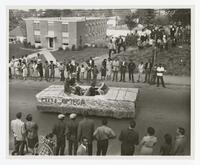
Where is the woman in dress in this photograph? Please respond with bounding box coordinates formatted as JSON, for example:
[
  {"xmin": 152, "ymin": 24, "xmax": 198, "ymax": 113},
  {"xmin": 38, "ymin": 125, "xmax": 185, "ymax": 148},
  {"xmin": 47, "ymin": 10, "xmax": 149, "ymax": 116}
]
[
  {"xmin": 80, "ymin": 64, "xmax": 85, "ymax": 80},
  {"xmin": 106, "ymin": 58, "xmax": 112, "ymax": 80},
  {"xmin": 28, "ymin": 60, "xmax": 34, "ymax": 80},
  {"xmin": 137, "ymin": 61, "xmax": 144, "ymax": 82},
  {"xmin": 139, "ymin": 127, "xmax": 157, "ymax": 155},
  {"xmin": 25, "ymin": 114, "xmax": 39, "ymax": 155},
  {"xmin": 44, "ymin": 61, "xmax": 49, "ymax": 82},
  {"xmin": 101, "ymin": 59, "xmax": 107, "ymax": 80},
  {"xmin": 14, "ymin": 59, "xmax": 20, "ymax": 79},
  {"xmin": 22, "ymin": 62, "xmax": 28, "ymax": 80},
  {"xmin": 32, "ymin": 61, "xmax": 38, "ymax": 81}
]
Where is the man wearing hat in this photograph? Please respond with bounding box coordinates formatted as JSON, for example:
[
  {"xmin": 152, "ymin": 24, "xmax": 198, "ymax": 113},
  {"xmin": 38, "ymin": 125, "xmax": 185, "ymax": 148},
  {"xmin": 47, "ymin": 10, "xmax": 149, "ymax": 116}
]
[
  {"xmin": 52, "ymin": 114, "xmax": 66, "ymax": 155},
  {"xmin": 78, "ymin": 111, "xmax": 95, "ymax": 155},
  {"xmin": 67, "ymin": 113, "xmax": 79, "ymax": 155}
]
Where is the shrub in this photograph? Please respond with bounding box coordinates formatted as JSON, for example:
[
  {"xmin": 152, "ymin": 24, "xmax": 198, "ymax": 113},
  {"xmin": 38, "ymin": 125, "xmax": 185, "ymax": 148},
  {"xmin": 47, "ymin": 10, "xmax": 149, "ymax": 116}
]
[
  {"xmin": 23, "ymin": 40, "xmax": 28, "ymax": 47},
  {"xmin": 58, "ymin": 47, "xmax": 63, "ymax": 51},
  {"xmin": 71, "ymin": 44, "xmax": 76, "ymax": 51},
  {"xmin": 83, "ymin": 44, "xmax": 88, "ymax": 48},
  {"xmin": 65, "ymin": 47, "xmax": 70, "ymax": 51}
]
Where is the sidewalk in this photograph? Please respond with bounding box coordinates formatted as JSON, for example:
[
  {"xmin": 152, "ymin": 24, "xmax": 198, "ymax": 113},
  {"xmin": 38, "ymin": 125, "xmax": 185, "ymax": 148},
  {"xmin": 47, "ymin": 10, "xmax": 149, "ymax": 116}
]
[{"xmin": 164, "ymin": 75, "xmax": 190, "ymax": 86}]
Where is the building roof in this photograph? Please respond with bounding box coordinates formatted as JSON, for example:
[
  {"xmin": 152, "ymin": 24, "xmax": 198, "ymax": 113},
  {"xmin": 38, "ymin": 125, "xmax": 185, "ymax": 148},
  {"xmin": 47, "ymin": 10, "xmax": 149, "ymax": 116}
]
[
  {"xmin": 9, "ymin": 26, "xmax": 26, "ymax": 37},
  {"xmin": 23, "ymin": 17, "xmax": 107, "ymax": 23}
]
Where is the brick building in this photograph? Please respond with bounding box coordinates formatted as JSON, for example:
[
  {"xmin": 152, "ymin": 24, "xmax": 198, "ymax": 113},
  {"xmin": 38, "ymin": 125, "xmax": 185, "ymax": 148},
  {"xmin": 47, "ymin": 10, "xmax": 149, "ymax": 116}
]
[{"xmin": 24, "ymin": 17, "xmax": 107, "ymax": 49}]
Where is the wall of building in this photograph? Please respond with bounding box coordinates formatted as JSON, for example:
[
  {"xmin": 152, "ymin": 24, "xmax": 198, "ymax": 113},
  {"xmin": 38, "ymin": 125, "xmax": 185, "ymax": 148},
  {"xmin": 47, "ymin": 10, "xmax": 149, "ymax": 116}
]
[
  {"xmin": 84, "ymin": 19, "xmax": 107, "ymax": 46},
  {"xmin": 25, "ymin": 20, "xmax": 34, "ymax": 45},
  {"xmin": 68, "ymin": 22, "xmax": 77, "ymax": 48},
  {"xmin": 40, "ymin": 20, "xmax": 48, "ymax": 48},
  {"xmin": 76, "ymin": 21, "xmax": 86, "ymax": 47},
  {"xmin": 25, "ymin": 18, "xmax": 107, "ymax": 50},
  {"xmin": 54, "ymin": 21, "xmax": 62, "ymax": 49}
]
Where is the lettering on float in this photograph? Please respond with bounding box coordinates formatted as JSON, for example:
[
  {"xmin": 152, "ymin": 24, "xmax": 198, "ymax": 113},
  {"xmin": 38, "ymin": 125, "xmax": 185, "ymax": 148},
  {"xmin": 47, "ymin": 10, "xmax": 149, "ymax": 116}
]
[{"xmin": 41, "ymin": 97, "xmax": 86, "ymax": 106}]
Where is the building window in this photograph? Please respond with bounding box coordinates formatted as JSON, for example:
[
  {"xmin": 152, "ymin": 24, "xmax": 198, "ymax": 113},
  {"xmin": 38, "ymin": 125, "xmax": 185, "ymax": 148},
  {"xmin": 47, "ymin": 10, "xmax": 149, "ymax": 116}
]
[
  {"xmin": 62, "ymin": 24, "xmax": 68, "ymax": 32},
  {"xmin": 62, "ymin": 37, "xmax": 69, "ymax": 45},
  {"xmin": 48, "ymin": 22, "xmax": 54, "ymax": 31},
  {"xmin": 34, "ymin": 35, "xmax": 41, "ymax": 43},
  {"xmin": 62, "ymin": 32, "xmax": 69, "ymax": 37},
  {"xmin": 34, "ymin": 23, "xmax": 40, "ymax": 30},
  {"xmin": 34, "ymin": 31, "xmax": 40, "ymax": 35}
]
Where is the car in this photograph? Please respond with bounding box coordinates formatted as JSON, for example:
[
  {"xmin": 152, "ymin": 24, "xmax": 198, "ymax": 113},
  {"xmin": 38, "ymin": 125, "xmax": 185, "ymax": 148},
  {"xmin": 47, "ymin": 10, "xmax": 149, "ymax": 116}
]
[{"xmin": 36, "ymin": 83, "xmax": 139, "ymax": 119}]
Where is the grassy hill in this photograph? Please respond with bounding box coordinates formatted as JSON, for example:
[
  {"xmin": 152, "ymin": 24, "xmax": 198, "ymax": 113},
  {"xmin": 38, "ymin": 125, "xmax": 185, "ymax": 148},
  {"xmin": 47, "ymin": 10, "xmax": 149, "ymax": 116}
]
[{"xmin": 116, "ymin": 45, "xmax": 191, "ymax": 76}]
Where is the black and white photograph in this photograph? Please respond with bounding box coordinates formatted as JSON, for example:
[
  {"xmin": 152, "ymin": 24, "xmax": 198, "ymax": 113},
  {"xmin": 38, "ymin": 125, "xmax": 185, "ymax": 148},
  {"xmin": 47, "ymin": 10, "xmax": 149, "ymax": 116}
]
[{"xmin": 8, "ymin": 6, "xmax": 192, "ymax": 157}]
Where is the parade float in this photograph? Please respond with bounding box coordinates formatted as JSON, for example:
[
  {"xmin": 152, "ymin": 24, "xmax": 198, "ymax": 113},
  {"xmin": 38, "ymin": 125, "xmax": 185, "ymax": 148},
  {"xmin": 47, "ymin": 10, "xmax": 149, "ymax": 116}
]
[{"xmin": 36, "ymin": 83, "xmax": 139, "ymax": 119}]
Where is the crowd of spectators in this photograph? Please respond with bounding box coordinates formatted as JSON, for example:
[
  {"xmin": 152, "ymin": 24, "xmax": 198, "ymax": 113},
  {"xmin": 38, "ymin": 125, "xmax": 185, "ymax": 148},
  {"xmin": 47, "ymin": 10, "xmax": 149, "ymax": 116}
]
[
  {"xmin": 11, "ymin": 111, "xmax": 187, "ymax": 156},
  {"xmin": 124, "ymin": 24, "xmax": 191, "ymax": 50},
  {"xmin": 9, "ymin": 51, "xmax": 166, "ymax": 88}
]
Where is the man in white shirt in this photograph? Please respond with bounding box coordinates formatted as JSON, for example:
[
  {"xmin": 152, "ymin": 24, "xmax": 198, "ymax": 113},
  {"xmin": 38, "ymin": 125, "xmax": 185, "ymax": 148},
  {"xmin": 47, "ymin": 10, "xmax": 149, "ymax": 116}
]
[
  {"xmin": 11, "ymin": 112, "xmax": 26, "ymax": 155},
  {"xmin": 112, "ymin": 58, "xmax": 120, "ymax": 82},
  {"xmin": 77, "ymin": 137, "xmax": 89, "ymax": 155},
  {"xmin": 93, "ymin": 119, "xmax": 116, "ymax": 155},
  {"xmin": 156, "ymin": 63, "xmax": 166, "ymax": 88}
]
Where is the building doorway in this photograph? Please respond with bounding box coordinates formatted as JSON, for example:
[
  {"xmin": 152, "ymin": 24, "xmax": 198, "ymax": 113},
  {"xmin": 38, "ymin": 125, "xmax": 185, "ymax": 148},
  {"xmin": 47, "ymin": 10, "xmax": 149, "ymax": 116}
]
[{"xmin": 49, "ymin": 38, "xmax": 54, "ymax": 48}]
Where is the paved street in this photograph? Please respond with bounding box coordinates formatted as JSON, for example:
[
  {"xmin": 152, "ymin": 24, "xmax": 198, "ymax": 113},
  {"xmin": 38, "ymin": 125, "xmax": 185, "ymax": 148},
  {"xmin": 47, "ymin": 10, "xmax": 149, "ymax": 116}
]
[{"xmin": 9, "ymin": 79, "xmax": 191, "ymax": 155}]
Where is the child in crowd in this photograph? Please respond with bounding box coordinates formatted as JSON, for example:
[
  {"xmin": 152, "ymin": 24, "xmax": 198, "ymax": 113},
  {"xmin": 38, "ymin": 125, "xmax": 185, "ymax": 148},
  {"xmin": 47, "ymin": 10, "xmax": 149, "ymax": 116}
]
[{"xmin": 80, "ymin": 64, "xmax": 85, "ymax": 80}]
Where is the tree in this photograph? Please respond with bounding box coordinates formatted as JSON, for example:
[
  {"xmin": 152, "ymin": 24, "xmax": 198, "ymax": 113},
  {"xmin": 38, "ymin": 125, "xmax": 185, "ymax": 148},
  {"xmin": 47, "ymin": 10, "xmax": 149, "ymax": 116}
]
[
  {"xmin": 165, "ymin": 9, "xmax": 191, "ymax": 26},
  {"xmin": 124, "ymin": 13, "xmax": 138, "ymax": 31},
  {"xmin": 9, "ymin": 10, "xmax": 18, "ymax": 31},
  {"xmin": 61, "ymin": 9, "xmax": 72, "ymax": 17},
  {"xmin": 136, "ymin": 9, "xmax": 156, "ymax": 26},
  {"xmin": 42, "ymin": 9, "xmax": 62, "ymax": 17},
  {"xmin": 154, "ymin": 15, "xmax": 170, "ymax": 26},
  {"xmin": 28, "ymin": 9, "xmax": 37, "ymax": 17}
]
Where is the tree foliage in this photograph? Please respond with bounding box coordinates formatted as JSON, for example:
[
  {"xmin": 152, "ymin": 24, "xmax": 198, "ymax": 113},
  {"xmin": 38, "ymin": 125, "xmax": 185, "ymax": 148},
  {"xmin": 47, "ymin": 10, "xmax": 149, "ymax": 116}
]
[
  {"xmin": 9, "ymin": 10, "xmax": 19, "ymax": 31},
  {"xmin": 41, "ymin": 9, "xmax": 62, "ymax": 17},
  {"xmin": 136, "ymin": 9, "xmax": 156, "ymax": 25},
  {"xmin": 165, "ymin": 9, "xmax": 191, "ymax": 25},
  {"xmin": 9, "ymin": 10, "xmax": 28, "ymax": 32},
  {"xmin": 124, "ymin": 13, "xmax": 138, "ymax": 31},
  {"xmin": 154, "ymin": 15, "xmax": 170, "ymax": 26}
]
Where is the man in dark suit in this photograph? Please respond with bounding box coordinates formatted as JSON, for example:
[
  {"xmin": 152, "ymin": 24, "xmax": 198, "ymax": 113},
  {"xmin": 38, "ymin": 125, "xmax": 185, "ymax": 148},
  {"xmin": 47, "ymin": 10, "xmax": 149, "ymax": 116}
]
[
  {"xmin": 52, "ymin": 114, "xmax": 66, "ymax": 155},
  {"xmin": 77, "ymin": 111, "xmax": 95, "ymax": 155},
  {"xmin": 119, "ymin": 120, "xmax": 139, "ymax": 155},
  {"xmin": 144, "ymin": 59, "xmax": 153, "ymax": 83},
  {"xmin": 128, "ymin": 59, "xmax": 136, "ymax": 83},
  {"xmin": 119, "ymin": 58, "xmax": 127, "ymax": 82},
  {"xmin": 67, "ymin": 113, "xmax": 79, "ymax": 155}
]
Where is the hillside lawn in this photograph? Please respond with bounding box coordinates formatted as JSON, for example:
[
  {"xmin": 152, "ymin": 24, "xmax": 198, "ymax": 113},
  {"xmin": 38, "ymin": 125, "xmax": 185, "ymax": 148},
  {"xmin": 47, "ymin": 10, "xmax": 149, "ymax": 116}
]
[
  {"xmin": 51, "ymin": 47, "xmax": 108, "ymax": 63},
  {"xmin": 9, "ymin": 43, "xmax": 38, "ymax": 59}
]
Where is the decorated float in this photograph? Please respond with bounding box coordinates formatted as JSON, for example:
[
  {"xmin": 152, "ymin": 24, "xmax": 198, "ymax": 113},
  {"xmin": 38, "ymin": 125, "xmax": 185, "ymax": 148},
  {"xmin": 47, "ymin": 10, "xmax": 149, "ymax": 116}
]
[{"xmin": 36, "ymin": 83, "xmax": 139, "ymax": 119}]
